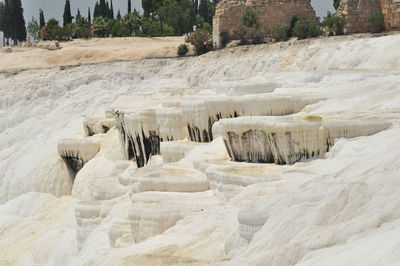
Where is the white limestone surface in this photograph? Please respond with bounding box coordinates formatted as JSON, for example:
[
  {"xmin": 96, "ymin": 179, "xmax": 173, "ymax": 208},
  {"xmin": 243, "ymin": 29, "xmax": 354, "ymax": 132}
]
[{"xmin": 1, "ymin": 34, "xmax": 400, "ymax": 265}]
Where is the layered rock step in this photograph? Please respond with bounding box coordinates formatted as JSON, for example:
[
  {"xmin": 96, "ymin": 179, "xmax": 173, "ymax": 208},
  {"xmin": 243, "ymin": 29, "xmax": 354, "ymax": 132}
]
[
  {"xmin": 206, "ymin": 164, "xmax": 281, "ymax": 200},
  {"xmin": 57, "ymin": 138, "xmax": 100, "ymax": 179},
  {"xmin": 220, "ymin": 116, "xmax": 390, "ymax": 165},
  {"xmin": 127, "ymin": 191, "xmax": 218, "ymax": 243},
  {"xmin": 160, "ymin": 140, "xmax": 204, "ymax": 163},
  {"xmin": 123, "ymin": 165, "xmax": 210, "ymax": 193},
  {"xmin": 182, "ymin": 95, "xmax": 317, "ymax": 142}
]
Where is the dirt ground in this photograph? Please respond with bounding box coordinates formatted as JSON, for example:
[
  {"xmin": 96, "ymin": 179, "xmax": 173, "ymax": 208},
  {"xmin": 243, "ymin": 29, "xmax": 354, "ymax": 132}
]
[{"xmin": 0, "ymin": 36, "xmax": 185, "ymax": 73}]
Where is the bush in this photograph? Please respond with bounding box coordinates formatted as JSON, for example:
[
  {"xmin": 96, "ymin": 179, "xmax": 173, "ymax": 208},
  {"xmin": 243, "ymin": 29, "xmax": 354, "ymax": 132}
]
[
  {"xmin": 288, "ymin": 16, "xmax": 299, "ymax": 37},
  {"xmin": 201, "ymin": 22, "xmax": 212, "ymax": 33},
  {"xmin": 185, "ymin": 30, "xmax": 213, "ymax": 55},
  {"xmin": 268, "ymin": 25, "xmax": 289, "ymax": 42},
  {"xmin": 177, "ymin": 43, "xmax": 189, "ymax": 57},
  {"xmin": 241, "ymin": 8, "xmax": 259, "ymax": 28},
  {"xmin": 367, "ymin": 12, "xmax": 384, "ymax": 33},
  {"xmin": 293, "ymin": 18, "xmax": 320, "ymax": 40},
  {"xmin": 323, "ymin": 16, "xmax": 346, "ymax": 36},
  {"xmin": 220, "ymin": 31, "xmax": 230, "ymax": 48}
]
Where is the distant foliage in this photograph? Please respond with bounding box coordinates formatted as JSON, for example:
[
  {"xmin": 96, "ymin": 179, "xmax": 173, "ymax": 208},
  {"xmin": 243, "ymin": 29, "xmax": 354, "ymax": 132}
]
[
  {"xmin": 268, "ymin": 25, "xmax": 289, "ymax": 42},
  {"xmin": 367, "ymin": 12, "xmax": 385, "ymax": 33},
  {"xmin": 293, "ymin": 18, "xmax": 320, "ymax": 39},
  {"xmin": 185, "ymin": 29, "xmax": 212, "ymax": 55},
  {"xmin": 323, "ymin": 16, "xmax": 346, "ymax": 35},
  {"xmin": 177, "ymin": 43, "xmax": 189, "ymax": 56},
  {"xmin": 334, "ymin": 0, "xmax": 341, "ymax": 10},
  {"xmin": 27, "ymin": 17, "xmax": 40, "ymax": 39},
  {"xmin": 236, "ymin": 8, "xmax": 265, "ymax": 45}
]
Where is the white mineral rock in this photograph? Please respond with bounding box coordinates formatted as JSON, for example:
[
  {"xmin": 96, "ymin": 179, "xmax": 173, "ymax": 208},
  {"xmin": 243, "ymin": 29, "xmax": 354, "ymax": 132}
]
[
  {"xmin": 83, "ymin": 118, "xmax": 116, "ymax": 136},
  {"xmin": 220, "ymin": 116, "xmax": 390, "ymax": 164}
]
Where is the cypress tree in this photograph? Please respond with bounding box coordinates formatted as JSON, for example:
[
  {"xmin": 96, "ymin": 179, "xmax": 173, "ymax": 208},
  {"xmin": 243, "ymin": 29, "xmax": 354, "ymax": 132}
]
[
  {"xmin": 39, "ymin": 9, "xmax": 45, "ymax": 28},
  {"xmin": 63, "ymin": 0, "xmax": 73, "ymax": 26},
  {"xmin": 76, "ymin": 9, "xmax": 81, "ymax": 21},
  {"xmin": 94, "ymin": 2, "xmax": 99, "ymax": 18},
  {"xmin": 128, "ymin": 0, "xmax": 132, "ymax": 14},
  {"xmin": 116, "ymin": 9, "xmax": 121, "ymax": 20},
  {"xmin": 0, "ymin": 2, "xmax": 5, "ymax": 45},
  {"xmin": 88, "ymin": 7, "xmax": 91, "ymax": 25},
  {"xmin": 110, "ymin": 0, "xmax": 114, "ymax": 19},
  {"xmin": 8, "ymin": 0, "xmax": 26, "ymax": 43},
  {"xmin": 334, "ymin": 0, "xmax": 341, "ymax": 10},
  {"xmin": 199, "ymin": 0, "xmax": 210, "ymax": 24},
  {"xmin": 3, "ymin": 0, "xmax": 9, "ymax": 43}
]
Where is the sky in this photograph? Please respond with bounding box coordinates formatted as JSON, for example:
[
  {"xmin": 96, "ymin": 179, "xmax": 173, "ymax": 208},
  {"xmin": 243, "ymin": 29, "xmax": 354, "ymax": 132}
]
[{"xmin": 0, "ymin": 0, "xmax": 334, "ymax": 46}]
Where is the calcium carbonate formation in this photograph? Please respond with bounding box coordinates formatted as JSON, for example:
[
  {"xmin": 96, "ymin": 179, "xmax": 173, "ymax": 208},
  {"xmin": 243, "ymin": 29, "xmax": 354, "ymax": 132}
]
[
  {"xmin": 57, "ymin": 138, "xmax": 100, "ymax": 179},
  {"xmin": 83, "ymin": 118, "xmax": 116, "ymax": 137},
  {"xmin": 182, "ymin": 95, "xmax": 317, "ymax": 142},
  {"xmin": 220, "ymin": 116, "xmax": 391, "ymax": 164}
]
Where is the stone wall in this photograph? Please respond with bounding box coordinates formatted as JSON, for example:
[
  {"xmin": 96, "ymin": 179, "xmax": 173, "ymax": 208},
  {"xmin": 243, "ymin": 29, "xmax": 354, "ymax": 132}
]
[
  {"xmin": 382, "ymin": 0, "xmax": 400, "ymax": 30},
  {"xmin": 213, "ymin": 0, "xmax": 317, "ymax": 48},
  {"xmin": 337, "ymin": 0, "xmax": 400, "ymax": 33},
  {"xmin": 337, "ymin": 0, "xmax": 382, "ymax": 33}
]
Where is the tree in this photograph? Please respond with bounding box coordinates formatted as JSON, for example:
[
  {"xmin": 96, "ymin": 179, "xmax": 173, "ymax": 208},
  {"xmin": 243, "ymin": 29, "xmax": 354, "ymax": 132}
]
[
  {"xmin": 116, "ymin": 9, "xmax": 121, "ymax": 20},
  {"xmin": 74, "ymin": 17, "xmax": 91, "ymax": 38},
  {"xmin": 293, "ymin": 18, "xmax": 320, "ymax": 39},
  {"xmin": 39, "ymin": 9, "xmax": 45, "ymax": 28},
  {"xmin": 142, "ymin": 0, "xmax": 162, "ymax": 17},
  {"xmin": 94, "ymin": 2, "xmax": 99, "ymax": 18},
  {"xmin": 63, "ymin": 0, "xmax": 73, "ymax": 26},
  {"xmin": 159, "ymin": 0, "xmax": 196, "ymax": 35},
  {"xmin": 199, "ymin": 0, "xmax": 211, "ymax": 24},
  {"xmin": 0, "ymin": 1, "xmax": 6, "ymax": 44},
  {"xmin": 88, "ymin": 7, "xmax": 91, "ymax": 25},
  {"xmin": 334, "ymin": 0, "xmax": 340, "ymax": 10},
  {"xmin": 27, "ymin": 17, "xmax": 39, "ymax": 38},
  {"xmin": 110, "ymin": 0, "xmax": 114, "ymax": 19},
  {"xmin": 76, "ymin": 9, "xmax": 81, "ymax": 21},
  {"xmin": 8, "ymin": 0, "xmax": 27, "ymax": 43},
  {"xmin": 128, "ymin": 0, "xmax": 132, "ymax": 13}
]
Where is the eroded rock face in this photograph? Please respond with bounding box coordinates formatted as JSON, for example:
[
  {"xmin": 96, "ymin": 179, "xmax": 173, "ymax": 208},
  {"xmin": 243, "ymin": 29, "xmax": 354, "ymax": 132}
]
[
  {"xmin": 213, "ymin": 0, "xmax": 317, "ymax": 47},
  {"xmin": 220, "ymin": 116, "xmax": 390, "ymax": 165},
  {"xmin": 57, "ymin": 139, "xmax": 100, "ymax": 179}
]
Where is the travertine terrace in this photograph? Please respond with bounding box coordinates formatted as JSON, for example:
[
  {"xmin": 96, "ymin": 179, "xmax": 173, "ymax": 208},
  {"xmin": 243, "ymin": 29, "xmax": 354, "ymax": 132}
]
[{"xmin": 1, "ymin": 35, "xmax": 400, "ymax": 265}]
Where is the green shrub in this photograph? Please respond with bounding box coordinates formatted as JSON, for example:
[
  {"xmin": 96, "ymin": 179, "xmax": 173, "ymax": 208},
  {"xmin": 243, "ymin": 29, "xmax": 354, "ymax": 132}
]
[
  {"xmin": 185, "ymin": 29, "xmax": 213, "ymax": 55},
  {"xmin": 293, "ymin": 18, "xmax": 320, "ymax": 40},
  {"xmin": 177, "ymin": 43, "xmax": 189, "ymax": 57},
  {"xmin": 323, "ymin": 16, "xmax": 346, "ymax": 35},
  {"xmin": 241, "ymin": 8, "xmax": 259, "ymax": 28},
  {"xmin": 268, "ymin": 25, "xmax": 289, "ymax": 42},
  {"xmin": 201, "ymin": 22, "xmax": 212, "ymax": 33},
  {"xmin": 367, "ymin": 12, "xmax": 384, "ymax": 33},
  {"xmin": 288, "ymin": 16, "xmax": 299, "ymax": 37},
  {"xmin": 220, "ymin": 31, "xmax": 230, "ymax": 48}
]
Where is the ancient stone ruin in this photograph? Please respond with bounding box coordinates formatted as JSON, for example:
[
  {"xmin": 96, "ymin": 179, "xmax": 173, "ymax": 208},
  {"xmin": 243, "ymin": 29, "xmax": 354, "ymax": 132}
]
[
  {"xmin": 337, "ymin": 0, "xmax": 400, "ymax": 33},
  {"xmin": 212, "ymin": 0, "xmax": 317, "ymax": 48}
]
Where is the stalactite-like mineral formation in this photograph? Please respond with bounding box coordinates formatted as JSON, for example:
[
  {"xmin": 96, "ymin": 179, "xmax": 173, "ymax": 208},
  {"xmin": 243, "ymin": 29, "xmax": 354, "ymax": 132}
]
[
  {"xmin": 220, "ymin": 116, "xmax": 390, "ymax": 164},
  {"xmin": 57, "ymin": 138, "xmax": 100, "ymax": 179},
  {"xmin": 182, "ymin": 95, "xmax": 317, "ymax": 143}
]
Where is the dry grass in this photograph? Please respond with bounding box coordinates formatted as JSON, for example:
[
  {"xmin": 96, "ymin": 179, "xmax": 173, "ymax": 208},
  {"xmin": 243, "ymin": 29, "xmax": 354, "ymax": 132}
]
[{"xmin": 0, "ymin": 36, "xmax": 185, "ymax": 73}]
